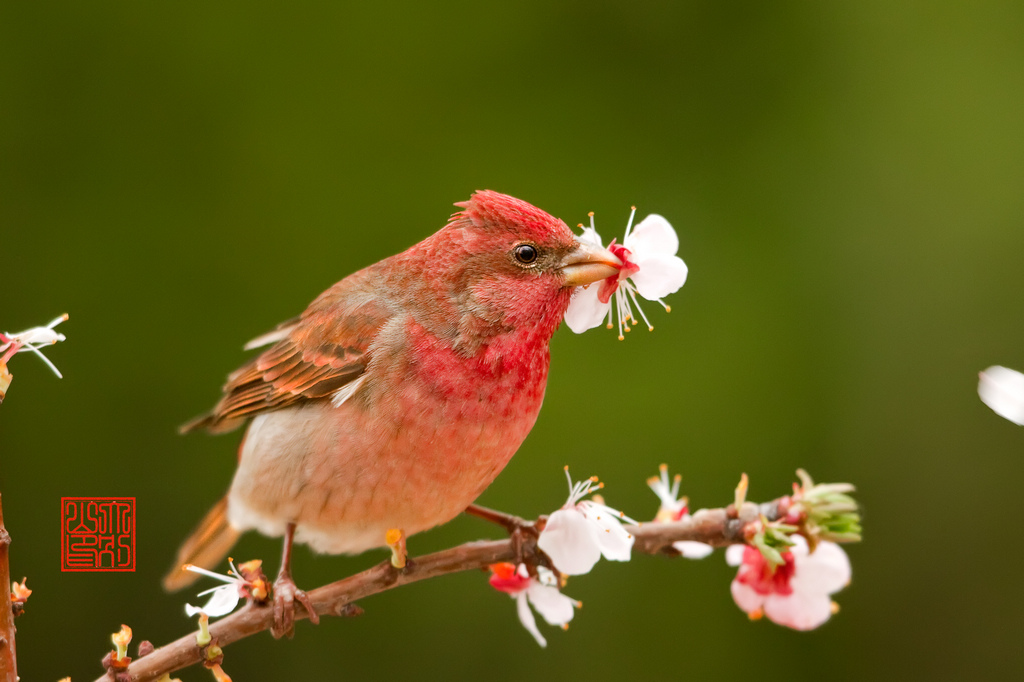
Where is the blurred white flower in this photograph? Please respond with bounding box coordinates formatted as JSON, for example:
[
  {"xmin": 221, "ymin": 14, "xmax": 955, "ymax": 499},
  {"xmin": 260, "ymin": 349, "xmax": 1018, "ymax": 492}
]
[
  {"xmin": 537, "ymin": 467, "xmax": 636, "ymax": 575},
  {"xmin": 0, "ymin": 313, "xmax": 69, "ymax": 378},
  {"xmin": 647, "ymin": 464, "xmax": 714, "ymax": 559},
  {"xmin": 183, "ymin": 558, "xmax": 268, "ymax": 618},
  {"xmin": 488, "ymin": 562, "xmax": 579, "ymax": 647},
  {"xmin": 978, "ymin": 365, "xmax": 1024, "ymax": 426},
  {"xmin": 565, "ymin": 209, "xmax": 687, "ymax": 339},
  {"xmin": 725, "ymin": 535, "xmax": 850, "ymax": 631}
]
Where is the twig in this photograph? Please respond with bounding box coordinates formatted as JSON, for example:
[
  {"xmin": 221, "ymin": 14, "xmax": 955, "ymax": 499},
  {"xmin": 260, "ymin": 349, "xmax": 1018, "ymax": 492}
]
[
  {"xmin": 0, "ymin": 314, "xmax": 68, "ymax": 680},
  {"xmin": 0, "ymin": 495, "xmax": 18, "ymax": 682},
  {"xmin": 464, "ymin": 503, "xmax": 536, "ymax": 532},
  {"xmin": 630, "ymin": 499, "xmax": 786, "ymax": 554},
  {"xmin": 97, "ymin": 498, "xmax": 789, "ymax": 682}
]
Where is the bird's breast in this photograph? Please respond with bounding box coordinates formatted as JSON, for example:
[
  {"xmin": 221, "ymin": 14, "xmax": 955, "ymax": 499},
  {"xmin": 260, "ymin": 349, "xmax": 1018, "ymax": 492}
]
[
  {"xmin": 396, "ymin": 319, "xmax": 551, "ymax": 417},
  {"xmin": 355, "ymin": 319, "xmax": 552, "ymax": 487},
  {"xmin": 228, "ymin": 318, "xmax": 554, "ymax": 555},
  {"xmin": 360, "ymin": 319, "xmax": 553, "ymax": 515}
]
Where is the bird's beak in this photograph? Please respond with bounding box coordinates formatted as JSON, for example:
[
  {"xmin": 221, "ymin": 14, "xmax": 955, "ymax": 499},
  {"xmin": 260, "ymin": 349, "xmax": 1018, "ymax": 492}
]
[{"xmin": 558, "ymin": 240, "xmax": 623, "ymax": 287}]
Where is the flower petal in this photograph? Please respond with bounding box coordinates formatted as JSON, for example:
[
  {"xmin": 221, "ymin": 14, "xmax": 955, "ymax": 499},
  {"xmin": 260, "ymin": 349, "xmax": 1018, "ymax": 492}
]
[
  {"xmin": 763, "ymin": 590, "xmax": 833, "ymax": 631},
  {"xmin": 725, "ymin": 544, "xmax": 746, "ymax": 567},
  {"xmin": 624, "ymin": 214, "xmax": 678, "ymax": 257},
  {"xmin": 564, "ymin": 284, "xmax": 610, "ymax": 334},
  {"xmin": 792, "ymin": 541, "xmax": 851, "ymax": 595},
  {"xmin": 673, "ymin": 541, "xmax": 714, "ymax": 559},
  {"xmin": 538, "ymin": 508, "xmax": 603, "ymax": 575},
  {"xmin": 526, "ymin": 583, "xmax": 576, "ymax": 627},
  {"xmin": 579, "ymin": 226, "xmax": 604, "ymax": 247},
  {"xmin": 583, "ymin": 504, "xmax": 634, "ymax": 562},
  {"xmin": 730, "ymin": 580, "xmax": 765, "ymax": 615},
  {"xmin": 515, "ymin": 592, "xmax": 547, "ymax": 647},
  {"xmin": 787, "ymin": 533, "xmax": 810, "ymax": 557},
  {"xmin": 629, "ymin": 254, "xmax": 688, "ymax": 300},
  {"xmin": 979, "ymin": 365, "xmax": 1024, "ymax": 426},
  {"xmin": 185, "ymin": 585, "xmax": 239, "ymax": 618},
  {"xmin": 534, "ymin": 565, "xmax": 559, "ymax": 587}
]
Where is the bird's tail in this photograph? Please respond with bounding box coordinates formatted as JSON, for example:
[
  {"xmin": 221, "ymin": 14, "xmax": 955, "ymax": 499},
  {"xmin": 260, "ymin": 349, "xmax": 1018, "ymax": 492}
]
[{"xmin": 162, "ymin": 496, "xmax": 242, "ymax": 592}]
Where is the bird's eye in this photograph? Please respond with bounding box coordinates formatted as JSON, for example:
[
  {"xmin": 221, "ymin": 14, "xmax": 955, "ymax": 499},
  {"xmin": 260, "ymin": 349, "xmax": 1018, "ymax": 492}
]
[{"xmin": 514, "ymin": 244, "xmax": 539, "ymax": 265}]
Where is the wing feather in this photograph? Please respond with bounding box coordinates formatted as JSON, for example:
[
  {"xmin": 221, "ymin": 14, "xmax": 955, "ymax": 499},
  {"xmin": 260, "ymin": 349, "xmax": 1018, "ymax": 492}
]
[{"xmin": 181, "ymin": 274, "xmax": 390, "ymax": 434}]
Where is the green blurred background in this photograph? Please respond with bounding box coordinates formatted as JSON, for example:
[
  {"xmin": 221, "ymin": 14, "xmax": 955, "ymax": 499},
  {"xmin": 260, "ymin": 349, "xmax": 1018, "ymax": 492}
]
[{"xmin": 3, "ymin": 1, "xmax": 1023, "ymax": 680}]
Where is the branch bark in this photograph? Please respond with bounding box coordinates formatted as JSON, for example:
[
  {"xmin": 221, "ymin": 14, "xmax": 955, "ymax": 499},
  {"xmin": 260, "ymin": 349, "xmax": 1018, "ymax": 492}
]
[
  {"xmin": 0, "ymin": 494, "xmax": 18, "ymax": 682},
  {"xmin": 100, "ymin": 499, "xmax": 785, "ymax": 682}
]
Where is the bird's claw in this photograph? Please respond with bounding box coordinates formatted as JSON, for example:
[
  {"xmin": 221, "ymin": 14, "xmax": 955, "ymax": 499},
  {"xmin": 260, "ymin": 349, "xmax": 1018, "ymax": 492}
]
[{"xmin": 271, "ymin": 574, "xmax": 319, "ymax": 639}]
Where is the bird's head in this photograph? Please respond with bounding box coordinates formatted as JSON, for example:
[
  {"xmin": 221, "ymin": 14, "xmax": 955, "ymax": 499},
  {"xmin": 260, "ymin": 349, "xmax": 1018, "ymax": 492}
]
[
  {"xmin": 411, "ymin": 190, "xmax": 622, "ymax": 347},
  {"xmin": 453, "ymin": 190, "xmax": 622, "ymax": 288}
]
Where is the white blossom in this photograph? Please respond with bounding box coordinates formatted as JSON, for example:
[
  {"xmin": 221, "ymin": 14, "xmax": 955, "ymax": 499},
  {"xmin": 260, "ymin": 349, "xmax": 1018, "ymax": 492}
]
[
  {"xmin": 537, "ymin": 468, "xmax": 636, "ymax": 575},
  {"xmin": 647, "ymin": 464, "xmax": 714, "ymax": 559},
  {"xmin": 565, "ymin": 210, "xmax": 688, "ymax": 339},
  {"xmin": 488, "ymin": 563, "xmax": 579, "ymax": 648},
  {"xmin": 978, "ymin": 365, "xmax": 1024, "ymax": 426},
  {"xmin": 0, "ymin": 313, "xmax": 69, "ymax": 377},
  {"xmin": 182, "ymin": 558, "xmax": 268, "ymax": 618}
]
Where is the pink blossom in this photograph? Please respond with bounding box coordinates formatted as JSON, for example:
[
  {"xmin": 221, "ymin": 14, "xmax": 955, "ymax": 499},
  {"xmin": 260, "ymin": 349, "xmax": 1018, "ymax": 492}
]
[{"xmin": 725, "ymin": 535, "xmax": 850, "ymax": 630}]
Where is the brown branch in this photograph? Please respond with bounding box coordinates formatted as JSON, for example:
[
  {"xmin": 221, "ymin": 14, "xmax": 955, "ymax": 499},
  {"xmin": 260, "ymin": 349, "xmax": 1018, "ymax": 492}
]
[
  {"xmin": 631, "ymin": 499, "xmax": 786, "ymax": 554},
  {"xmin": 0, "ymin": 494, "xmax": 18, "ymax": 682},
  {"xmin": 100, "ymin": 499, "xmax": 787, "ymax": 682},
  {"xmin": 464, "ymin": 503, "xmax": 537, "ymax": 533}
]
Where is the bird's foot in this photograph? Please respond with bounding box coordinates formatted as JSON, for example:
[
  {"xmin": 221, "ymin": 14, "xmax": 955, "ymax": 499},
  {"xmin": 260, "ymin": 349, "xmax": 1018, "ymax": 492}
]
[
  {"xmin": 271, "ymin": 572, "xmax": 319, "ymax": 639},
  {"xmin": 386, "ymin": 528, "xmax": 407, "ymax": 569}
]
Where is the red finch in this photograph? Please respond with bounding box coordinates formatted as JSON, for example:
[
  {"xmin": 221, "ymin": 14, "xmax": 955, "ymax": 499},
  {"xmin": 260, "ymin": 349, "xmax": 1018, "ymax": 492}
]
[{"xmin": 164, "ymin": 190, "xmax": 622, "ymax": 636}]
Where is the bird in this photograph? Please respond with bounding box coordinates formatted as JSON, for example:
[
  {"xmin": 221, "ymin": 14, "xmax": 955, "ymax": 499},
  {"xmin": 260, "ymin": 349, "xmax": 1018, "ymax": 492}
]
[{"xmin": 164, "ymin": 190, "xmax": 622, "ymax": 636}]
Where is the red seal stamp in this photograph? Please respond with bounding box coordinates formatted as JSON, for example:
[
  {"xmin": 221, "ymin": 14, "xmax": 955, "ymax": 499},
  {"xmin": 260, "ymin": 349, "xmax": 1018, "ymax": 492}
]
[{"xmin": 61, "ymin": 497, "xmax": 135, "ymax": 572}]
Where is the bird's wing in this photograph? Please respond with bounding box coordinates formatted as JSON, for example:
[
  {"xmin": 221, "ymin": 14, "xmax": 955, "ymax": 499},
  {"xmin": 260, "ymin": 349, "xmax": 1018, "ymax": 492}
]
[{"xmin": 181, "ymin": 276, "xmax": 391, "ymax": 434}]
